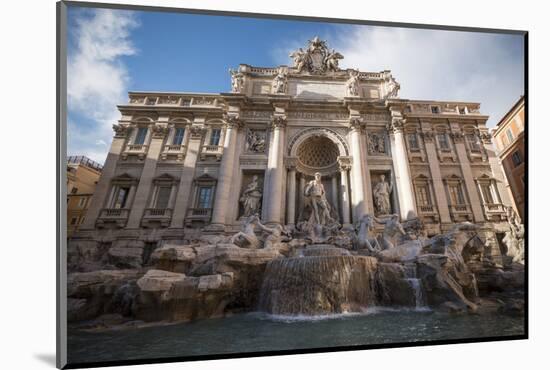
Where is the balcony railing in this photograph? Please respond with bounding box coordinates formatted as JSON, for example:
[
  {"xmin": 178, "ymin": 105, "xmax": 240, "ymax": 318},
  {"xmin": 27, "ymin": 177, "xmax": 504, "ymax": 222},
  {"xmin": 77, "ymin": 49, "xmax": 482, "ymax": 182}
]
[
  {"xmin": 185, "ymin": 208, "xmax": 213, "ymax": 226},
  {"xmin": 188, "ymin": 208, "xmax": 212, "ymax": 217},
  {"xmin": 484, "ymin": 203, "xmax": 505, "ymax": 213},
  {"xmin": 142, "ymin": 208, "xmax": 173, "ymax": 228},
  {"xmin": 200, "ymin": 145, "xmax": 223, "ymax": 160},
  {"xmin": 418, "ymin": 204, "xmax": 435, "ymax": 214},
  {"xmin": 450, "ymin": 204, "xmax": 470, "ymax": 213},
  {"xmin": 96, "ymin": 208, "xmax": 130, "ymax": 228},
  {"xmin": 144, "ymin": 208, "xmax": 173, "ymax": 217},
  {"xmin": 122, "ymin": 144, "xmax": 149, "ymax": 160},
  {"xmin": 161, "ymin": 144, "xmax": 186, "ymax": 161}
]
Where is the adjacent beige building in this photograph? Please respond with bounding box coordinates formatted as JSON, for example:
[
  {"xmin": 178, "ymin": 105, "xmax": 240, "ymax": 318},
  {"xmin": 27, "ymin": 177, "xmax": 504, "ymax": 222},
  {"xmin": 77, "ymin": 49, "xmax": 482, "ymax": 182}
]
[
  {"xmin": 70, "ymin": 38, "xmax": 513, "ymax": 261},
  {"xmin": 67, "ymin": 156, "xmax": 102, "ymax": 238},
  {"xmin": 492, "ymin": 96, "xmax": 525, "ymax": 221}
]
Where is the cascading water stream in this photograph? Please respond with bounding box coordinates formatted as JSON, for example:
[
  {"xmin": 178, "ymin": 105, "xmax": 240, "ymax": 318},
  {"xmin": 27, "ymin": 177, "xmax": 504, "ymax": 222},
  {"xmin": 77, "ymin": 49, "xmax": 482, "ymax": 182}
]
[{"xmin": 403, "ymin": 263, "xmax": 427, "ymax": 309}]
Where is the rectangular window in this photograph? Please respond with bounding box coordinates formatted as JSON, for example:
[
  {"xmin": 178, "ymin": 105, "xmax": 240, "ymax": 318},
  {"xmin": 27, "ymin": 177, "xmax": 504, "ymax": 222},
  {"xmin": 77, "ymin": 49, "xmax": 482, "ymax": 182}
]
[
  {"xmin": 480, "ymin": 184, "xmax": 494, "ymax": 204},
  {"xmin": 512, "ymin": 151, "xmax": 523, "ymax": 167},
  {"xmin": 172, "ymin": 127, "xmax": 185, "ymax": 145},
  {"xmin": 437, "ymin": 133, "xmax": 450, "ymax": 150},
  {"xmin": 197, "ymin": 186, "xmax": 213, "ymax": 209},
  {"xmin": 113, "ymin": 187, "xmax": 130, "ymax": 209},
  {"xmin": 209, "ymin": 128, "xmax": 221, "ymax": 146},
  {"xmin": 506, "ymin": 128, "xmax": 514, "ymax": 144},
  {"xmin": 416, "ymin": 185, "xmax": 431, "ymax": 206},
  {"xmin": 134, "ymin": 127, "xmax": 148, "ymax": 145},
  {"xmin": 408, "ymin": 133, "xmax": 419, "ymax": 150},
  {"xmin": 78, "ymin": 197, "xmax": 86, "ymax": 208},
  {"xmin": 431, "ymin": 106, "xmax": 440, "ymax": 114},
  {"xmin": 466, "ymin": 134, "xmax": 481, "ymax": 152},
  {"xmin": 448, "ymin": 184, "xmax": 465, "ymax": 205},
  {"xmin": 70, "ymin": 217, "xmax": 78, "ymax": 225},
  {"xmin": 458, "ymin": 107, "xmax": 466, "ymax": 115},
  {"xmin": 155, "ymin": 186, "xmax": 172, "ymax": 209}
]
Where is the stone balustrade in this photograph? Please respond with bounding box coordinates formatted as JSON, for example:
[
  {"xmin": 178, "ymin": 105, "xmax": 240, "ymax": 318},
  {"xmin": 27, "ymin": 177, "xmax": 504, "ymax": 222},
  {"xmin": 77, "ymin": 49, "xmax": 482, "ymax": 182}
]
[{"xmin": 96, "ymin": 208, "xmax": 130, "ymax": 228}]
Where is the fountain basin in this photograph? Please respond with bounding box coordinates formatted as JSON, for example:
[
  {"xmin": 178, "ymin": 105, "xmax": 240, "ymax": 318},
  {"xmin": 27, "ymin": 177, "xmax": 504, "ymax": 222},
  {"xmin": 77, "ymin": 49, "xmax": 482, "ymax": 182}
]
[{"xmin": 259, "ymin": 250, "xmax": 378, "ymax": 315}]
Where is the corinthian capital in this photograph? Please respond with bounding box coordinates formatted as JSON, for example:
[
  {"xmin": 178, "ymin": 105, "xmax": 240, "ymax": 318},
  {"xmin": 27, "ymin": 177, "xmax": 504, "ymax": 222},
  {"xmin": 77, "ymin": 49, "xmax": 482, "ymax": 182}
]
[
  {"xmin": 152, "ymin": 124, "xmax": 169, "ymax": 138},
  {"xmin": 348, "ymin": 117, "xmax": 364, "ymax": 131},
  {"xmin": 387, "ymin": 118, "xmax": 404, "ymax": 133},
  {"xmin": 112, "ymin": 124, "xmax": 129, "ymax": 138},
  {"xmin": 270, "ymin": 115, "xmax": 287, "ymax": 129},
  {"xmin": 223, "ymin": 113, "xmax": 242, "ymax": 129}
]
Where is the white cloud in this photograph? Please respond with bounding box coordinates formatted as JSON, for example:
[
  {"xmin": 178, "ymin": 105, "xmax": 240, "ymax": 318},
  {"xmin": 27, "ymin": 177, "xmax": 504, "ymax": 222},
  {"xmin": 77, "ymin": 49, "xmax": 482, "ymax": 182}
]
[{"xmin": 67, "ymin": 9, "xmax": 139, "ymax": 163}]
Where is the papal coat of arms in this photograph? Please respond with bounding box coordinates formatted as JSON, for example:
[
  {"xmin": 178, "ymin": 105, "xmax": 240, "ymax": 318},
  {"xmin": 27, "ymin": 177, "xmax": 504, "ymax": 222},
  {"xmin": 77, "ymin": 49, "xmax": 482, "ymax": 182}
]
[{"xmin": 289, "ymin": 36, "xmax": 344, "ymax": 74}]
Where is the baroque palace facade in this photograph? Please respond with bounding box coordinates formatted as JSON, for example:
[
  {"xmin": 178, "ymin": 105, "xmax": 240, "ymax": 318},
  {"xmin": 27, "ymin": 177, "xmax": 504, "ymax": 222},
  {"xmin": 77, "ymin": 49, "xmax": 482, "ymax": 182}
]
[{"xmin": 72, "ymin": 38, "xmax": 512, "ymax": 258}]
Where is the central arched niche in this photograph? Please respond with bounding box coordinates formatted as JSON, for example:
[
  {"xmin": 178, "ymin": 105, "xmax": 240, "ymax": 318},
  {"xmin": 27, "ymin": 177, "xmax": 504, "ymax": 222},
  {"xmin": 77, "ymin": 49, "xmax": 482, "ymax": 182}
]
[
  {"xmin": 297, "ymin": 136, "xmax": 339, "ymax": 171},
  {"xmin": 289, "ymin": 128, "xmax": 348, "ymax": 176}
]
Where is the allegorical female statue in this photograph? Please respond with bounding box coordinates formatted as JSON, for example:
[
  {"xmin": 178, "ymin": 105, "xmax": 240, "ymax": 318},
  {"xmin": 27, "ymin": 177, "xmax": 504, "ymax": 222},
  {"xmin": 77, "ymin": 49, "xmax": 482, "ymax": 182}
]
[
  {"xmin": 240, "ymin": 175, "xmax": 262, "ymax": 217},
  {"xmin": 373, "ymin": 174, "xmax": 393, "ymax": 215}
]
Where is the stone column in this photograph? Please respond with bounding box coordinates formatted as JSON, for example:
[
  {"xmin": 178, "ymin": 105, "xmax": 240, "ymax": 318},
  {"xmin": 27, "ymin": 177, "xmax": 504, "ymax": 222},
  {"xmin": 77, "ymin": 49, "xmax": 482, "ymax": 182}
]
[
  {"xmin": 480, "ymin": 130, "xmax": 513, "ymax": 207},
  {"xmin": 170, "ymin": 124, "xmax": 204, "ymax": 228},
  {"xmin": 265, "ymin": 116, "xmax": 286, "ymax": 225},
  {"xmin": 388, "ymin": 117, "xmax": 417, "ymax": 220},
  {"xmin": 420, "ymin": 127, "xmax": 452, "ymax": 224},
  {"xmin": 331, "ymin": 175, "xmax": 339, "ymax": 219},
  {"xmin": 285, "ymin": 158, "xmax": 297, "ymax": 227},
  {"xmin": 451, "ymin": 129, "xmax": 484, "ymax": 223},
  {"xmin": 338, "ymin": 157, "xmax": 352, "ymax": 226},
  {"xmin": 126, "ymin": 124, "xmax": 168, "ymax": 228},
  {"xmin": 298, "ymin": 173, "xmax": 306, "ymax": 221},
  {"xmin": 348, "ymin": 118, "xmax": 369, "ymax": 222},
  {"xmin": 209, "ymin": 116, "xmax": 241, "ymax": 229},
  {"xmin": 81, "ymin": 124, "xmax": 129, "ymax": 229}
]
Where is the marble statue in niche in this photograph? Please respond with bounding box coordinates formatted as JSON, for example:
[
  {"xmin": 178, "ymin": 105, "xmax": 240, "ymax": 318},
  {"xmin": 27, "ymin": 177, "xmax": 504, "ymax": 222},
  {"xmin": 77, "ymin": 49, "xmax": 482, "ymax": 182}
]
[
  {"xmin": 373, "ymin": 174, "xmax": 393, "ymax": 215},
  {"xmin": 240, "ymin": 175, "xmax": 263, "ymax": 217}
]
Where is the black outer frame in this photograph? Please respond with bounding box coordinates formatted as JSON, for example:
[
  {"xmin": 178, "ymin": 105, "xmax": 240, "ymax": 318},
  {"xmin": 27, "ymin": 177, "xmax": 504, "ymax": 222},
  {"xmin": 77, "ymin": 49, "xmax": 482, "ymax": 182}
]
[{"xmin": 56, "ymin": 1, "xmax": 529, "ymax": 369}]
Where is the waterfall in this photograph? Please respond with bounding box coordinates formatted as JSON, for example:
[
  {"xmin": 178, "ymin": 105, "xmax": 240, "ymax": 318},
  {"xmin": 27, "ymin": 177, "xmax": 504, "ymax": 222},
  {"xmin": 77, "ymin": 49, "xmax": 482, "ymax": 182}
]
[
  {"xmin": 403, "ymin": 263, "xmax": 427, "ymax": 309},
  {"xmin": 258, "ymin": 245, "xmax": 378, "ymax": 315}
]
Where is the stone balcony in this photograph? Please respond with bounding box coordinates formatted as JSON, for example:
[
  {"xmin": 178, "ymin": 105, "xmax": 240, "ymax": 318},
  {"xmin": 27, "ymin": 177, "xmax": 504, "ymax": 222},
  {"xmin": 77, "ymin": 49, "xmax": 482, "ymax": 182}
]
[
  {"xmin": 483, "ymin": 203, "xmax": 507, "ymax": 221},
  {"xmin": 141, "ymin": 208, "xmax": 173, "ymax": 228},
  {"xmin": 200, "ymin": 145, "xmax": 224, "ymax": 161},
  {"xmin": 96, "ymin": 208, "xmax": 129, "ymax": 228},
  {"xmin": 417, "ymin": 204, "xmax": 439, "ymax": 223},
  {"xmin": 185, "ymin": 208, "xmax": 213, "ymax": 227},
  {"xmin": 449, "ymin": 204, "xmax": 473, "ymax": 222},
  {"xmin": 122, "ymin": 144, "xmax": 148, "ymax": 160},
  {"xmin": 160, "ymin": 144, "xmax": 186, "ymax": 161}
]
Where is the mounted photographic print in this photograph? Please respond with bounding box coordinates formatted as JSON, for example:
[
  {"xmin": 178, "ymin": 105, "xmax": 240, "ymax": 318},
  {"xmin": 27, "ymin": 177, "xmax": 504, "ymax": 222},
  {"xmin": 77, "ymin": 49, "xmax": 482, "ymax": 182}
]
[{"xmin": 57, "ymin": 1, "xmax": 527, "ymax": 368}]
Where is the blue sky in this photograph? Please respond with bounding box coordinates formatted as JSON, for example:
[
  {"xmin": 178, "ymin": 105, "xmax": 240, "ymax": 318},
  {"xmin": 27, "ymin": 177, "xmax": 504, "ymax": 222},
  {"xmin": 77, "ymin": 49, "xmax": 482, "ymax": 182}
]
[{"xmin": 66, "ymin": 6, "xmax": 524, "ymax": 163}]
